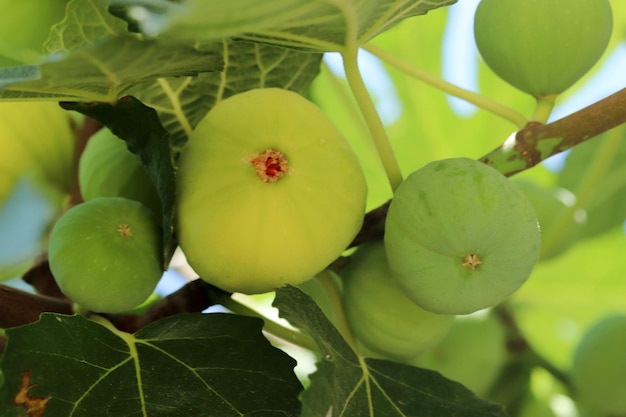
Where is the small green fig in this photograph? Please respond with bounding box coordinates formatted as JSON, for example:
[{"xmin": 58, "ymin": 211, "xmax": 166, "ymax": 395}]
[
  {"xmin": 385, "ymin": 158, "xmax": 541, "ymax": 315},
  {"xmin": 514, "ymin": 180, "xmax": 585, "ymax": 260},
  {"xmin": 79, "ymin": 127, "xmax": 160, "ymax": 215},
  {"xmin": 176, "ymin": 88, "xmax": 367, "ymax": 294},
  {"xmin": 474, "ymin": 0, "xmax": 613, "ymax": 97},
  {"xmin": 341, "ymin": 241, "xmax": 455, "ymax": 360},
  {"xmin": 571, "ymin": 314, "xmax": 626, "ymax": 416},
  {"xmin": 48, "ymin": 197, "xmax": 163, "ymax": 313},
  {"xmin": 411, "ymin": 311, "xmax": 507, "ymax": 396}
]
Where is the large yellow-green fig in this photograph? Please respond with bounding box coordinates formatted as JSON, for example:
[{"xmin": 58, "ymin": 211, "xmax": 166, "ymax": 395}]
[
  {"xmin": 48, "ymin": 197, "xmax": 163, "ymax": 313},
  {"xmin": 0, "ymin": 102, "xmax": 76, "ymax": 280},
  {"xmin": 571, "ymin": 314, "xmax": 626, "ymax": 416},
  {"xmin": 79, "ymin": 127, "xmax": 160, "ymax": 215},
  {"xmin": 514, "ymin": 180, "xmax": 585, "ymax": 260},
  {"xmin": 341, "ymin": 241, "xmax": 455, "ymax": 360},
  {"xmin": 385, "ymin": 158, "xmax": 540, "ymax": 315},
  {"xmin": 474, "ymin": 0, "xmax": 613, "ymax": 97},
  {"xmin": 176, "ymin": 88, "xmax": 367, "ymax": 294},
  {"xmin": 411, "ymin": 311, "xmax": 507, "ymax": 396}
]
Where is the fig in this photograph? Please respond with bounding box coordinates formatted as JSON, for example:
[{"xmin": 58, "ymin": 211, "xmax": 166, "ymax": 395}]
[
  {"xmin": 48, "ymin": 197, "xmax": 163, "ymax": 313},
  {"xmin": 0, "ymin": 102, "xmax": 76, "ymax": 279},
  {"xmin": 384, "ymin": 158, "xmax": 540, "ymax": 315},
  {"xmin": 411, "ymin": 311, "xmax": 507, "ymax": 396},
  {"xmin": 0, "ymin": 101, "xmax": 76, "ymax": 195},
  {"xmin": 176, "ymin": 88, "xmax": 367, "ymax": 294},
  {"xmin": 341, "ymin": 241, "xmax": 455, "ymax": 360},
  {"xmin": 514, "ymin": 180, "xmax": 585, "ymax": 260},
  {"xmin": 474, "ymin": 0, "xmax": 613, "ymax": 97},
  {"xmin": 571, "ymin": 314, "xmax": 626, "ymax": 416},
  {"xmin": 79, "ymin": 127, "xmax": 160, "ymax": 215}
]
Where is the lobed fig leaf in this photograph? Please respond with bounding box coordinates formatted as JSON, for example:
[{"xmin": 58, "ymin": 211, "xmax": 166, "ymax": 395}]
[
  {"xmin": 384, "ymin": 158, "xmax": 541, "ymax": 315},
  {"xmin": 474, "ymin": 0, "xmax": 613, "ymax": 97},
  {"xmin": 571, "ymin": 314, "xmax": 626, "ymax": 416},
  {"xmin": 48, "ymin": 197, "xmax": 163, "ymax": 313},
  {"xmin": 79, "ymin": 127, "xmax": 161, "ymax": 216},
  {"xmin": 341, "ymin": 241, "xmax": 455, "ymax": 361},
  {"xmin": 176, "ymin": 88, "xmax": 367, "ymax": 294}
]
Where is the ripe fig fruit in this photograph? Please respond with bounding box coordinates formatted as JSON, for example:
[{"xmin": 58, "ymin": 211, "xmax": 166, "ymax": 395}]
[
  {"xmin": 514, "ymin": 180, "xmax": 585, "ymax": 260},
  {"xmin": 79, "ymin": 127, "xmax": 160, "ymax": 215},
  {"xmin": 176, "ymin": 88, "xmax": 367, "ymax": 294},
  {"xmin": 385, "ymin": 158, "xmax": 540, "ymax": 315},
  {"xmin": 341, "ymin": 241, "xmax": 455, "ymax": 360},
  {"xmin": 474, "ymin": 0, "xmax": 613, "ymax": 97},
  {"xmin": 48, "ymin": 197, "xmax": 163, "ymax": 313},
  {"xmin": 411, "ymin": 311, "xmax": 507, "ymax": 396},
  {"xmin": 571, "ymin": 314, "xmax": 626, "ymax": 416}
]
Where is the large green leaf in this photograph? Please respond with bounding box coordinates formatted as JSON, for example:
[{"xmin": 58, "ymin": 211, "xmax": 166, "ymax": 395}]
[
  {"xmin": 113, "ymin": 0, "xmax": 457, "ymax": 52},
  {"xmin": 0, "ymin": 313, "xmax": 303, "ymax": 417},
  {"xmin": 274, "ymin": 286, "xmax": 509, "ymax": 417}
]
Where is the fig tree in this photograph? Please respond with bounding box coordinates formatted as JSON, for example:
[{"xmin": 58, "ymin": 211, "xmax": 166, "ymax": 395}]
[
  {"xmin": 48, "ymin": 197, "xmax": 163, "ymax": 313},
  {"xmin": 384, "ymin": 158, "xmax": 540, "ymax": 315},
  {"xmin": 176, "ymin": 88, "xmax": 367, "ymax": 294},
  {"xmin": 474, "ymin": 0, "xmax": 613, "ymax": 97},
  {"xmin": 79, "ymin": 127, "xmax": 160, "ymax": 215},
  {"xmin": 341, "ymin": 241, "xmax": 455, "ymax": 360},
  {"xmin": 571, "ymin": 314, "xmax": 626, "ymax": 416}
]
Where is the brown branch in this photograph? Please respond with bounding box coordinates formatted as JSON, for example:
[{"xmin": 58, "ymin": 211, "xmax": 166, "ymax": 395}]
[
  {"xmin": 480, "ymin": 87, "xmax": 626, "ymax": 176},
  {"xmin": 0, "ymin": 285, "xmax": 73, "ymax": 328},
  {"xmin": 102, "ymin": 279, "xmax": 230, "ymax": 333},
  {"xmin": 22, "ymin": 259, "xmax": 66, "ymax": 300}
]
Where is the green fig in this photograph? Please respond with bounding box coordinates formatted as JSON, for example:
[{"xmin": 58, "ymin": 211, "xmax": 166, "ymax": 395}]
[
  {"xmin": 411, "ymin": 311, "xmax": 507, "ymax": 396},
  {"xmin": 385, "ymin": 158, "xmax": 541, "ymax": 315},
  {"xmin": 474, "ymin": 0, "xmax": 613, "ymax": 97},
  {"xmin": 341, "ymin": 241, "xmax": 455, "ymax": 360},
  {"xmin": 79, "ymin": 127, "xmax": 160, "ymax": 215},
  {"xmin": 48, "ymin": 197, "xmax": 163, "ymax": 313},
  {"xmin": 176, "ymin": 88, "xmax": 367, "ymax": 294},
  {"xmin": 571, "ymin": 314, "xmax": 626, "ymax": 416}
]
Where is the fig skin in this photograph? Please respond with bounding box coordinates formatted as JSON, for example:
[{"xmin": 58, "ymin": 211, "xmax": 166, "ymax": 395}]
[
  {"xmin": 474, "ymin": 0, "xmax": 613, "ymax": 97},
  {"xmin": 176, "ymin": 88, "xmax": 367, "ymax": 294},
  {"xmin": 571, "ymin": 314, "xmax": 626, "ymax": 416},
  {"xmin": 79, "ymin": 127, "xmax": 161, "ymax": 215},
  {"xmin": 48, "ymin": 197, "xmax": 163, "ymax": 314},
  {"xmin": 384, "ymin": 158, "xmax": 541, "ymax": 315},
  {"xmin": 341, "ymin": 241, "xmax": 455, "ymax": 360}
]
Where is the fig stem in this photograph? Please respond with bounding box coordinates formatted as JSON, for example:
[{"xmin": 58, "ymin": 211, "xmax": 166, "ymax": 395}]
[
  {"xmin": 218, "ymin": 294, "xmax": 318, "ymax": 353},
  {"xmin": 531, "ymin": 95, "xmax": 557, "ymax": 124},
  {"xmin": 364, "ymin": 43, "xmax": 528, "ymax": 130},
  {"xmin": 341, "ymin": 46, "xmax": 404, "ymax": 192}
]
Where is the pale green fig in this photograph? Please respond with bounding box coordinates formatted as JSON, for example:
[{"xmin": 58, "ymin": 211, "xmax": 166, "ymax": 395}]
[
  {"xmin": 176, "ymin": 88, "xmax": 367, "ymax": 294},
  {"xmin": 341, "ymin": 241, "xmax": 455, "ymax": 360},
  {"xmin": 514, "ymin": 180, "xmax": 585, "ymax": 260},
  {"xmin": 385, "ymin": 158, "xmax": 540, "ymax": 315},
  {"xmin": 48, "ymin": 197, "xmax": 163, "ymax": 313},
  {"xmin": 411, "ymin": 311, "xmax": 507, "ymax": 396},
  {"xmin": 474, "ymin": 0, "xmax": 613, "ymax": 97},
  {"xmin": 79, "ymin": 127, "xmax": 160, "ymax": 215},
  {"xmin": 571, "ymin": 314, "xmax": 626, "ymax": 416}
]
